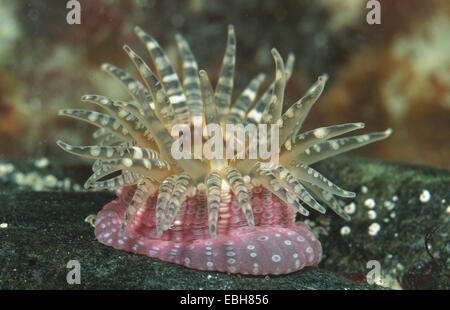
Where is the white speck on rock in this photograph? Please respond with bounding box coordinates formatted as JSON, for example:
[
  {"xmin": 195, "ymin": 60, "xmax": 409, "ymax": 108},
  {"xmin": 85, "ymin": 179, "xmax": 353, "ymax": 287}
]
[
  {"xmin": 364, "ymin": 198, "xmax": 376, "ymax": 209},
  {"xmin": 344, "ymin": 202, "xmax": 356, "ymax": 214},
  {"xmin": 340, "ymin": 226, "xmax": 351, "ymax": 236},
  {"xmin": 419, "ymin": 189, "xmax": 431, "ymax": 203},
  {"xmin": 368, "ymin": 223, "xmax": 381, "ymax": 236},
  {"xmin": 361, "ymin": 185, "xmax": 368, "ymax": 194},
  {"xmin": 368, "ymin": 210, "xmax": 377, "ymax": 220}
]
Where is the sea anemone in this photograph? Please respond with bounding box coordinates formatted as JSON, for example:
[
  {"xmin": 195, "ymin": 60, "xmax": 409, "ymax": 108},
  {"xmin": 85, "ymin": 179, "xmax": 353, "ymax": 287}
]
[{"xmin": 57, "ymin": 25, "xmax": 392, "ymax": 275}]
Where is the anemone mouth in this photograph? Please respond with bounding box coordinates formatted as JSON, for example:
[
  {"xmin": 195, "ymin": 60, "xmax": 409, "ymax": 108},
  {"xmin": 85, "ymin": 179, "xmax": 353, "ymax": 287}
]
[{"xmin": 57, "ymin": 25, "xmax": 392, "ymax": 239}]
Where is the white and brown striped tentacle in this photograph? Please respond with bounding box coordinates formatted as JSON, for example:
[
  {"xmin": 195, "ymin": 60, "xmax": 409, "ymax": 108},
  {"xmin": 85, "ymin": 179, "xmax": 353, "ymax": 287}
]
[
  {"xmin": 122, "ymin": 45, "xmax": 175, "ymax": 128},
  {"xmin": 80, "ymin": 95, "xmax": 152, "ymax": 147},
  {"xmin": 101, "ymin": 63, "xmax": 155, "ymax": 110},
  {"xmin": 289, "ymin": 164, "xmax": 355, "ymax": 198},
  {"xmin": 97, "ymin": 134, "xmax": 124, "ymax": 147},
  {"xmin": 265, "ymin": 48, "xmax": 286, "ymax": 124},
  {"xmin": 90, "ymin": 158, "xmax": 171, "ymax": 182},
  {"xmin": 227, "ymin": 73, "xmax": 265, "ymax": 125},
  {"xmin": 280, "ymin": 122, "xmax": 365, "ymax": 164},
  {"xmin": 200, "ymin": 70, "xmax": 219, "ymax": 126},
  {"xmin": 175, "ymin": 33, "xmax": 203, "ymax": 125},
  {"xmin": 88, "ymin": 172, "xmax": 141, "ymax": 190},
  {"xmin": 91, "ymin": 141, "xmax": 132, "ymax": 172},
  {"xmin": 135, "ymin": 26, "xmax": 190, "ymax": 125},
  {"xmin": 200, "ymin": 70, "xmax": 227, "ymax": 170},
  {"xmin": 245, "ymin": 53, "xmax": 294, "ymax": 125},
  {"xmin": 271, "ymin": 164, "xmax": 326, "ymax": 214},
  {"xmin": 250, "ymin": 162, "xmax": 309, "ymax": 216},
  {"xmin": 155, "ymin": 175, "xmax": 177, "ymax": 236},
  {"xmin": 299, "ymin": 129, "xmax": 393, "ymax": 166},
  {"xmin": 215, "ymin": 25, "xmax": 236, "ymax": 124},
  {"xmin": 119, "ymin": 178, "xmax": 154, "ymax": 235},
  {"xmin": 302, "ymin": 182, "xmax": 350, "ymax": 221},
  {"xmin": 205, "ymin": 171, "xmax": 221, "ymax": 239},
  {"xmin": 162, "ymin": 173, "xmax": 192, "ymax": 231},
  {"xmin": 56, "ymin": 141, "xmax": 160, "ymax": 163},
  {"xmin": 59, "ymin": 109, "xmax": 131, "ymax": 141},
  {"xmin": 92, "ymin": 127, "xmax": 109, "ymax": 139},
  {"xmin": 278, "ymin": 74, "xmax": 328, "ymax": 148},
  {"xmin": 224, "ymin": 167, "xmax": 255, "ymax": 228},
  {"xmin": 84, "ymin": 165, "xmax": 122, "ymax": 188}
]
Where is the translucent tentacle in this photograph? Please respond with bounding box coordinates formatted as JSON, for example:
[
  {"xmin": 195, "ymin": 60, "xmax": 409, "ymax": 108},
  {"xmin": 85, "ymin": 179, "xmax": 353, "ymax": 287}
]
[
  {"xmin": 199, "ymin": 70, "xmax": 219, "ymax": 126},
  {"xmin": 175, "ymin": 33, "xmax": 203, "ymax": 124},
  {"xmin": 302, "ymin": 182, "xmax": 350, "ymax": 221},
  {"xmin": 97, "ymin": 134, "xmax": 125, "ymax": 147},
  {"xmin": 56, "ymin": 140, "xmax": 159, "ymax": 161},
  {"xmin": 84, "ymin": 165, "xmax": 122, "ymax": 188},
  {"xmin": 163, "ymin": 174, "xmax": 192, "ymax": 231},
  {"xmin": 289, "ymin": 164, "xmax": 355, "ymax": 198},
  {"xmin": 227, "ymin": 73, "xmax": 265, "ymax": 124},
  {"xmin": 59, "ymin": 109, "xmax": 131, "ymax": 141},
  {"xmin": 89, "ymin": 172, "xmax": 140, "ymax": 189},
  {"xmin": 300, "ymin": 129, "xmax": 393, "ymax": 165},
  {"xmin": 266, "ymin": 48, "xmax": 286, "ymax": 124},
  {"xmin": 277, "ymin": 74, "xmax": 328, "ymax": 147},
  {"xmin": 89, "ymin": 158, "xmax": 170, "ymax": 182},
  {"xmin": 92, "ymin": 127, "xmax": 109, "ymax": 139},
  {"xmin": 205, "ymin": 170, "xmax": 221, "ymax": 239},
  {"xmin": 119, "ymin": 178, "xmax": 154, "ymax": 235},
  {"xmin": 224, "ymin": 167, "xmax": 255, "ymax": 228},
  {"xmin": 122, "ymin": 45, "xmax": 175, "ymax": 128},
  {"xmin": 80, "ymin": 95, "xmax": 152, "ymax": 147},
  {"xmin": 272, "ymin": 164, "xmax": 326, "ymax": 214},
  {"xmin": 281, "ymin": 122, "xmax": 365, "ymax": 163},
  {"xmin": 250, "ymin": 163, "xmax": 309, "ymax": 216},
  {"xmin": 135, "ymin": 26, "xmax": 190, "ymax": 125},
  {"xmin": 101, "ymin": 63, "xmax": 155, "ymax": 110},
  {"xmin": 155, "ymin": 175, "xmax": 177, "ymax": 236},
  {"xmin": 245, "ymin": 53, "xmax": 294, "ymax": 125},
  {"xmin": 215, "ymin": 25, "xmax": 236, "ymax": 124}
]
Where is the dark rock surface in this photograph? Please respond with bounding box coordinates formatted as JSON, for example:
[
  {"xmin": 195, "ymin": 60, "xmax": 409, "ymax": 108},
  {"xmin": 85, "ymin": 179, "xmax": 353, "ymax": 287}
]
[
  {"xmin": 0, "ymin": 157, "xmax": 448, "ymax": 289},
  {"xmin": 312, "ymin": 157, "xmax": 449, "ymax": 289}
]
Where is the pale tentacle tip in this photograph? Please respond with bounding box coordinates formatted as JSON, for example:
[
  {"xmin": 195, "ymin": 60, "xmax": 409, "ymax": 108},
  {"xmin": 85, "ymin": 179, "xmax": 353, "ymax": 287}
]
[
  {"xmin": 81, "ymin": 94, "xmax": 94, "ymax": 101},
  {"xmin": 100, "ymin": 63, "xmax": 111, "ymax": 71},
  {"xmin": 318, "ymin": 73, "xmax": 329, "ymax": 83},
  {"xmin": 174, "ymin": 33, "xmax": 183, "ymax": 41},
  {"xmin": 209, "ymin": 230, "xmax": 218, "ymax": 240},
  {"xmin": 384, "ymin": 128, "xmax": 393, "ymax": 136},
  {"xmin": 347, "ymin": 191, "xmax": 357, "ymax": 198},
  {"xmin": 83, "ymin": 181, "xmax": 92, "ymax": 189},
  {"xmin": 122, "ymin": 45, "xmax": 134, "ymax": 54},
  {"xmin": 271, "ymin": 48, "xmax": 281, "ymax": 58},
  {"xmin": 134, "ymin": 25, "xmax": 144, "ymax": 34},
  {"xmin": 56, "ymin": 139, "xmax": 67, "ymax": 148}
]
